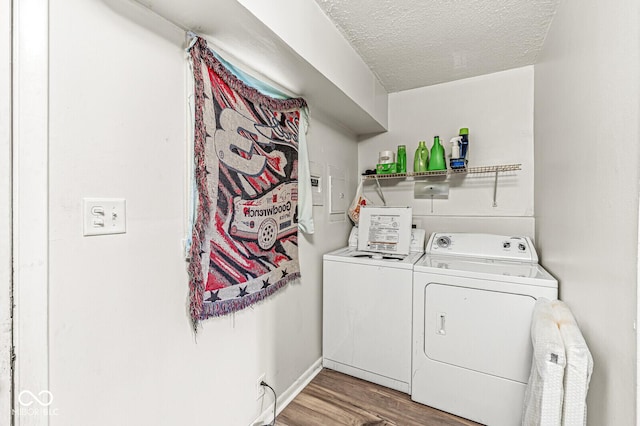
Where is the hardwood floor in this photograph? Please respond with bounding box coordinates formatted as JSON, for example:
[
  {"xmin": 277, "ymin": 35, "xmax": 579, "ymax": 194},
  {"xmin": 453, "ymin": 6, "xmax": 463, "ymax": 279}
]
[{"xmin": 276, "ymin": 369, "xmax": 482, "ymax": 426}]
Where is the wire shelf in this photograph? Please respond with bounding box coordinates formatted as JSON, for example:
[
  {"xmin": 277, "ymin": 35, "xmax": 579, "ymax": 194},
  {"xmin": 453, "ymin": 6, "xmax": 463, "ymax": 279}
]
[{"xmin": 362, "ymin": 163, "xmax": 521, "ymax": 180}]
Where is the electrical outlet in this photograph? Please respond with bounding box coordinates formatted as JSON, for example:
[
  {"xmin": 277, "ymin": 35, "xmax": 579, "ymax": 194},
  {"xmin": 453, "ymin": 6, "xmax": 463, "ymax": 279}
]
[{"xmin": 256, "ymin": 373, "xmax": 266, "ymax": 399}]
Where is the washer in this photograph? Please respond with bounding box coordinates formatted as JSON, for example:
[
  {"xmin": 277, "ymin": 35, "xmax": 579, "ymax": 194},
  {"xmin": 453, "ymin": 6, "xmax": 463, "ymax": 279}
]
[
  {"xmin": 412, "ymin": 233, "xmax": 558, "ymax": 426},
  {"xmin": 323, "ymin": 227, "xmax": 425, "ymax": 393}
]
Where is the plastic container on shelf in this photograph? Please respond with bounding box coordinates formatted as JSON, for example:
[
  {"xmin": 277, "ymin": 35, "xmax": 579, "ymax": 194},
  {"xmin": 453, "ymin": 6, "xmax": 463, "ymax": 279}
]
[
  {"xmin": 459, "ymin": 128, "xmax": 469, "ymax": 161},
  {"xmin": 449, "ymin": 136, "xmax": 466, "ymax": 169},
  {"xmin": 413, "ymin": 141, "xmax": 429, "ymax": 172},
  {"xmin": 397, "ymin": 145, "xmax": 407, "ymax": 173},
  {"xmin": 427, "ymin": 136, "xmax": 446, "ymax": 171}
]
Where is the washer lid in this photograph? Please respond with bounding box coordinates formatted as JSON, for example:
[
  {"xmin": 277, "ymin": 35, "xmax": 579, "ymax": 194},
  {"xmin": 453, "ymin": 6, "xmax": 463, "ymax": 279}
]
[
  {"xmin": 414, "ymin": 254, "xmax": 557, "ymax": 288},
  {"xmin": 323, "ymin": 247, "xmax": 424, "ymax": 269}
]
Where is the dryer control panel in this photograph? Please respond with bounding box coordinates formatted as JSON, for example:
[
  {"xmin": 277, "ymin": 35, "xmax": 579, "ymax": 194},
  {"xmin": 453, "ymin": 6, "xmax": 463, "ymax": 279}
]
[{"xmin": 426, "ymin": 233, "xmax": 539, "ymax": 263}]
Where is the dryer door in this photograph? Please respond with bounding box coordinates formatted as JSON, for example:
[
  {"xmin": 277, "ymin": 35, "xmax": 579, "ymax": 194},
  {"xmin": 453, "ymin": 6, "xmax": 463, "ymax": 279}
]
[{"xmin": 424, "ymin": 282, "xmax": 534, "ymax": 383}]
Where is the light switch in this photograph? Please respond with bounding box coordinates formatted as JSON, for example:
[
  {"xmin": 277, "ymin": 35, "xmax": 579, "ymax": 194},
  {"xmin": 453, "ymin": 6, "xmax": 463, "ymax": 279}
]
[{"xmin": 83, "ymin": 198, "xmax": 126, "ymax": 236}]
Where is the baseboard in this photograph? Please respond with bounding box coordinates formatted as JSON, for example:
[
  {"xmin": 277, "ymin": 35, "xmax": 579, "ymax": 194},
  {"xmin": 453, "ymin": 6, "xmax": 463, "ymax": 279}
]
[
  {"xmin": 251, "ymin": 357, "xmax": 323, "ymax": 426},
  {"xmin": 322, "ymin": 359, "xmax": 410, "ymax": 394}
]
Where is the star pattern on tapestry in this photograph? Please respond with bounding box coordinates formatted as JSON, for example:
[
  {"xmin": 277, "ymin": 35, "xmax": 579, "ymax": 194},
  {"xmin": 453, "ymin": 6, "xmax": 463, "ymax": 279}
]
[{"xmin": 206, "ymin": 290, "xmax": 221, "ymax": 303}]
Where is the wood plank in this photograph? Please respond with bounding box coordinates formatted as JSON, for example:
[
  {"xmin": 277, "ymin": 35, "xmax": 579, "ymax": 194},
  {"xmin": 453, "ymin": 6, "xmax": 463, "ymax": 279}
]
[{"xmin": 276, "ymin": 369, "xmax": 482, "ymax": 426}]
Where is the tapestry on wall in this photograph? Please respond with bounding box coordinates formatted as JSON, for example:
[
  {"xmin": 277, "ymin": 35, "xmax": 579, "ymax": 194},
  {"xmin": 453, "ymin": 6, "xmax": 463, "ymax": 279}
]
[{"xmin": 187, "ymin": 36, "xmax": 307, "ymax": 327}]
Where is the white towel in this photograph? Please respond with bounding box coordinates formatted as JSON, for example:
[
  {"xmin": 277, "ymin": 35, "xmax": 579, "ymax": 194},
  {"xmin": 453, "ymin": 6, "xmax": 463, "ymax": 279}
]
[
  {"xmin": 296, "ymin": 111, "xmax": 315, "ymax": 234},
  {"xmin": 552, "ymin": 300, "xmax": 593, "ymax": 426},
  {"xmin": 522, "ymin": 298, "xmax": 566, "ymax": 426}
]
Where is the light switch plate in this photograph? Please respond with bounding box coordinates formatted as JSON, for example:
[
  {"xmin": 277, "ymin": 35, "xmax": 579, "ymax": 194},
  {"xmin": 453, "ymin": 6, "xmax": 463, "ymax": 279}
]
[
  {"xmin": 329, "ymin": 175, "xmax": 347, "ymax": 214},
  {"xmin": 328, "ymin": 165, "xmax": 347, "ymax": 214},
  {"xmin": 83, "ymin": 198, "xmax": 126, "ymax": 236}
]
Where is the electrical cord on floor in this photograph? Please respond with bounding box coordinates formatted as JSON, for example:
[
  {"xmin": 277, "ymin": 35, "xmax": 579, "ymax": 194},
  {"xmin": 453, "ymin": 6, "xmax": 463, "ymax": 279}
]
[{"xmin": 261, "ymin": 381, "xmax": 277, "ymax": 426}]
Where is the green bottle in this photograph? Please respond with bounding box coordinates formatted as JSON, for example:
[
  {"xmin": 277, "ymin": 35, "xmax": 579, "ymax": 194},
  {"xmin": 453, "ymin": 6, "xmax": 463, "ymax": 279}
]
[
  {"xmin": 413, "ymin": 141, "xmax": 429, "ymax": 172},
  {"xmin": 427, "ymin": 136, "xmax": 446, "ymax": 171},
  {"xmin": 397, "ymin": 145, "xmax": 407, "ymax": 173}
]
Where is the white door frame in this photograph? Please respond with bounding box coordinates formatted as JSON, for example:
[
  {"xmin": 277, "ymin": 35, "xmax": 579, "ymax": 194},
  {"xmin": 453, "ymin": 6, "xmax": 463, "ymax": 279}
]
[
  {"xmin": 637, "ymin": 192, "xmax": 640, "ymax": 426},
  {"xmin": 12, "ymin": 0, "xmax": 50, "ymax": 425},
  {"xmin": 0, "ymin": 0, "xmax": 13, "ymax": 423}
]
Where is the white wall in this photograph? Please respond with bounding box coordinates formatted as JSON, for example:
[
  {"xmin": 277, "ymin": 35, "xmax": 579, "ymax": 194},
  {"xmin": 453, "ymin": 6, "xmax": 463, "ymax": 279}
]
[
  {"xmin": 238, "ymin": 0, "xmax": 388, "ymax": 129},
  {"xmin": 0, "ymin": 0, "xmax": 12, "ymax": 422},
  {"xmin": 47, "ymin": 1, "xmax": 357, "ymax": 425},
  {"xmin": 358, "ymin": 67, "xmax": 535, "ymax": 237},
  {"xmin": 534, "ymin": 0, "xmax": 640, "ymax": 424},
  {"xmin": 126, "ymin": 0, "xmax": 387, "ymax": 135}
]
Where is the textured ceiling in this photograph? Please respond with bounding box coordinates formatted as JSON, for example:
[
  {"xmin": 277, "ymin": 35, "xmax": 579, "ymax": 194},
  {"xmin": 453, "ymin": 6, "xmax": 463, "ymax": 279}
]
[{"xmin": 314, "ymin": 0, "xmax": 559, "ymax": 92}]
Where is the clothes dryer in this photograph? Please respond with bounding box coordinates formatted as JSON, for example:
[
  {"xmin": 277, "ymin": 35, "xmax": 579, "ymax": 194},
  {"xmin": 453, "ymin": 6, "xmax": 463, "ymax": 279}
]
[
  {"xmin": 323, "ymin": 227, "xmax": 425, "ymax": 393},
  {"xmin": 412, "ymin": 233, "xmax": 558, "ymax": 426}
]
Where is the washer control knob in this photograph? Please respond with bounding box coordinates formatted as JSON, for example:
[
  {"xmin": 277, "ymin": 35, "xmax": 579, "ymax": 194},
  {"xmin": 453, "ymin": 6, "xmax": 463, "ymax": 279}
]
[
  {"xmin": 503, "ymin": 241, "xmax": 511, "ymax": 249},
  {"xmin": 436, "ymin": 236, "xmax": 451, "ymax": 248},
  {"xmin": 518, "ymin": 243, "xmax": 527, "ymax": 251}
]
